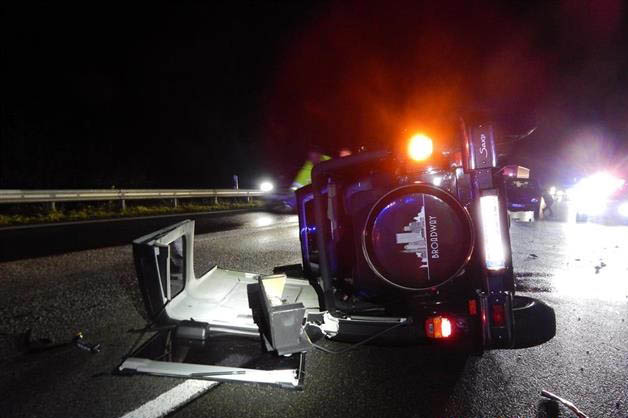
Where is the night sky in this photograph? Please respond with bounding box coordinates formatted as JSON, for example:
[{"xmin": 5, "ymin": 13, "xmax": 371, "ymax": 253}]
[{"xmin": 3, "ymin": 1, "xmax": 628, "ymax": 189}]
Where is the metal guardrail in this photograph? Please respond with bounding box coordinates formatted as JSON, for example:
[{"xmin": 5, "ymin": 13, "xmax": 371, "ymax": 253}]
[{"xmin": 0, "ymin": 189, "xmax": 264, "ymax": 210}]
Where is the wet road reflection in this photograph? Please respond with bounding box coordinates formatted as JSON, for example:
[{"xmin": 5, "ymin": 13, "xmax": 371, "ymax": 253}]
[
  {"xmin": 511, "ymin": 218, "xmax": 628, "ymax": 301},
  {"xmin": 553, "ymin": 222, "xmax": 628, "ymax": 301}
]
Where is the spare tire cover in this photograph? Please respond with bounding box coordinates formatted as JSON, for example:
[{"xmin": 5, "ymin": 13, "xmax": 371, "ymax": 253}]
[{"xmin": 363, "ymin": 184, "xmax": 474, "ymax": 290}]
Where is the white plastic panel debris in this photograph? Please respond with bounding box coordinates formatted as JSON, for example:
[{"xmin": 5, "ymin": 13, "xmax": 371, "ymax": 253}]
[
  {"xmin": 132, "ymin": 219, "xmax": 319, "ymax": 330},
  {"xmin": 120, "ymin": 358, "xmax": 302, "ymax": 388},
  {"xmin": 164, "ymin": 266, "xmax": 318, "ymax": 335}
]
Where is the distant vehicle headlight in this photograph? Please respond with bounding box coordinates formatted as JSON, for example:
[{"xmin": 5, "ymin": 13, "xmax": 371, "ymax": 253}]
[
  {"xmin": 569, "ymin": 172, "xmax": 624, "ymax": 215},
  {"xmin": 618, "ymin": 202, "xmax": 628, "ymax": 218},
  {"xmin": 572, "ymin": 172, "xmax": 624, "ymax": 200},
  {"xmin": 531, "ymin": 198, "xmax": 539, "ymax": 203},
  {"xmin": 260, "ymin": 181, "xmax": 274, "ymax": 192},
  {"xmin": 578, "ymin": 200, "xmax": 608, "ymax": 216}
]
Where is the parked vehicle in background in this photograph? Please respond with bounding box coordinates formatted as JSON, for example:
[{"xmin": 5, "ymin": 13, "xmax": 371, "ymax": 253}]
[
  {"xmin": 503, "ymin": 165, "xmax": 543, "ymax": 221},
  {"xmin": 569, "ymin": 171, "xmax": 627, "ymax": 224}
]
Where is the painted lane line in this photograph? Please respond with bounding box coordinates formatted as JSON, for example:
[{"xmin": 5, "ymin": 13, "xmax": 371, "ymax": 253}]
[{"xmin": 119, "ymin": 380, "xmax": 218, "ymax": 418}]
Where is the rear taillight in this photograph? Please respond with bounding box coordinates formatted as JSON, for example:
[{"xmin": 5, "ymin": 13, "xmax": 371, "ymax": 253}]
[
  {"xmin": 492, "ymin": 304, "xmax": 506, "ymax": 327},
  {"xmin": 425, "ymin": 316, "xmax": 452, "ymax": 338},
  {"xmin": 480, "ymin": 192, "xmax": 506, "ymax": 270},
  {"xmin": 468, "ymin": 299, "xmax": 478, "ymax": 315}
]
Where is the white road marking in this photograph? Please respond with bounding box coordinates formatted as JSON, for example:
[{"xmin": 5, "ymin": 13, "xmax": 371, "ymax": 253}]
[{"xmin": 119, "ymin": 380, "xmax": 218, "ymax": 418}]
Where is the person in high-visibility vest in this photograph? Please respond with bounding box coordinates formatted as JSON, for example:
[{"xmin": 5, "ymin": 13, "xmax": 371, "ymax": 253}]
[{"xmin": 291, "ymin": 151, "xmax": 331, "ymax": 190}]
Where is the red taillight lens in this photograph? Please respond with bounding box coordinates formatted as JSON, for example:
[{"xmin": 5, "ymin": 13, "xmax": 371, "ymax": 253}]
[
  {"xmin": 425, "ymin": 316, "xmax": 452, "ymax": 338},
  {"xmin": 468, "ymin": 299, "xmax": 478, "ymax": 316},
  {"xmin": 492, "ymin": 304, "xmax": 505, "ymax": 327}
]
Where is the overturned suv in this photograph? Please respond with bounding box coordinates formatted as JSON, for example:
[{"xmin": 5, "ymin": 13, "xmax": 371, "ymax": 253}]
[
  {"xmin": 119, "ymin": 122, "xmax": 555, "ymax": 389},
  {"xmin": 297, "ymin": 124, "xmax": 555, "ymax": 351}
]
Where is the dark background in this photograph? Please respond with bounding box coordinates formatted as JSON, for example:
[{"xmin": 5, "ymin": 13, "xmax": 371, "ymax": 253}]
[{"xmin": 2, "ymin": 1, "xmax": 628, "ymax": 189}]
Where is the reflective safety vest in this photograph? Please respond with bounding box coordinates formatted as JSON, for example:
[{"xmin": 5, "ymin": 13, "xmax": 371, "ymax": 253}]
[{"xmin": 291, "ymin": 155, "xmax": 331, "ymax": 189}]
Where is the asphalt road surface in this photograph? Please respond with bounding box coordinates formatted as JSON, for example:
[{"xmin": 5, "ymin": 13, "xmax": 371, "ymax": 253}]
[
  {"xmin": 0, "ymin": 209, "xmax": 627, "ymax": 417},
  {"xmin": 0, "ymin": 208, "xmax": 261, "ymax": 262}
]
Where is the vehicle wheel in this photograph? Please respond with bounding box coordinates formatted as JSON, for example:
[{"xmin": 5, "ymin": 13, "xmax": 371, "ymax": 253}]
[{"xmin": 512, "ymin": 295, "xmax": 556, "ymax": 348}]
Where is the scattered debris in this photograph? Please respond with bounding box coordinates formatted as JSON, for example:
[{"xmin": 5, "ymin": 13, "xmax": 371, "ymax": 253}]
[
  {"xmin": 17, "ymin": 329, "xmax": 101, "ymax": 355},
  {"xmin": 527, "ymin": 253, "xmax": 538, "ymax": 259},
  {"xmin": 73, "ymin": 332, "xmax": 101, "ymax": 354},
  {"xmin": 541, "ymin": 390, "xmax": 590, "ymax": 418}
]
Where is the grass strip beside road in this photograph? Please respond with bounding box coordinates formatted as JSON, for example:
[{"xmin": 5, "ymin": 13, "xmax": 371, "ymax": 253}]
[{"xmin": 0, "ymin": 201, "xmax": 263, "ymax": 227}]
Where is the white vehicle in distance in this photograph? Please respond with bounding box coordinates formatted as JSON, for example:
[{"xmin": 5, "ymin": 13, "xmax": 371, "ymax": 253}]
[{"xmin": 569, "ymin": 171, "xmax": 628, "ymax": 223}]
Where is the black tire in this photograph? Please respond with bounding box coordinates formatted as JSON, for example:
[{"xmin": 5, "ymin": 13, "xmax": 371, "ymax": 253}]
[{"xmin": 512, "ymin": 295, "xmax": 556, "ymax": 348}]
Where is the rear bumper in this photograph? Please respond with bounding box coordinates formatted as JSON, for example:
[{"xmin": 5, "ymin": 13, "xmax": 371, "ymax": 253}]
[{"xmin": 309, "ymin": 309, "xmax": 478, "ymax": 346}]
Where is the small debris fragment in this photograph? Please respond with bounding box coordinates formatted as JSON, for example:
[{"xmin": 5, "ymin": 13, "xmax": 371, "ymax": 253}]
[
  {"xmin": 575, "ymin": 258, "xmax": 581, "ymax": 261},
  {"xmin": 580, "ymin": 367, "xmax": 584, "ymax": 372},
  {"xmin": 586, "ymin": 350, "xmax": 590, "ymax": 354},
  {"xmin": 577, "ymin": 317, "xmax": 581, "ymax": 321},
  {"xmin": 73, "ymin": 332, "xmax": 101, "ymax": 354},
  {"xmin": 616, "ymin": 401, "xmax": 621, "ymax": 409},
  {"xmin": 529, "ymin": 253, "xmax": 538, "ymax": 259}
]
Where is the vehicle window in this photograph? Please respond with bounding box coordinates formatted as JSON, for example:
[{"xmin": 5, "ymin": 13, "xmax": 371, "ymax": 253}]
[{"xmin": 169, "ymin": 237, "xmax": 186, "ymax": 299}]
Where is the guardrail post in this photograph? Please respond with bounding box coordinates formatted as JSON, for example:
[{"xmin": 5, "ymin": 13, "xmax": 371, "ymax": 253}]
[
  {"xmin": 174, "ymin": 198, "xmax": 178, "ymax": 208},
  {"xmin": 214, "ymin": 196, "xmax": 218, "ymax": 205},
  {"xmin": 121, "ymin": 199, "xmax": 126, "ymax": 211},
  {"xmin": 51, "ymin": 201, "xmax": 56, "ymax": 211},
  {"xmin": 247, "ymin": 194, "xmax": 251, "ymax": 203}
]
